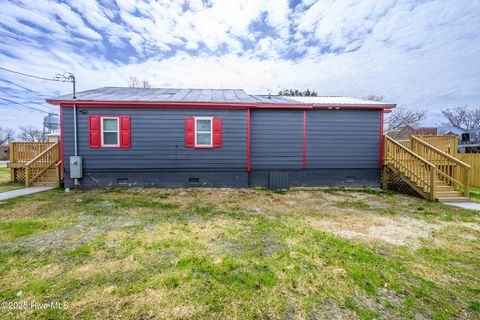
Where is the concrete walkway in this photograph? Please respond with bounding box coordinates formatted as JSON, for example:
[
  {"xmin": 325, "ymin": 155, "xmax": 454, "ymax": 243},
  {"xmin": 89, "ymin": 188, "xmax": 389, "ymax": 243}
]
[
  {"xmin": 443, "ymin": 202, "xmax": 480, "ymax": 210},
  {"xmin": 0, "ymin": 187, "xmax": 53, "ymax": 201}
]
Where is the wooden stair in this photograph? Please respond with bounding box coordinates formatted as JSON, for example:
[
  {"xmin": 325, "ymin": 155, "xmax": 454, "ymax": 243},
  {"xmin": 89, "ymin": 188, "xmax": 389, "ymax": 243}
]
[
  {"xmin": 8, "ymin": 142, "xmax": 62, "ymax": 188},
  {"xmin": 383, "ymin": 136, "xmax": 471, "ymax": 202},
  {"xmin": 434, "ymin": 183, "xmax": 470, "ymax": 202},
  {"xmin": 31, "ymin": 168, "xmax": 60, "ymax": 187}
]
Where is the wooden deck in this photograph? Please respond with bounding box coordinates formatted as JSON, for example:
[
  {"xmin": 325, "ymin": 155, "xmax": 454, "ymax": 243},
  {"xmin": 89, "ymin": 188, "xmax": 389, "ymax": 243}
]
[
  {"xmin": 8, "ymin": 142, "xmax": 62, "ymax": 187},
  {"xmin": 383, "ymin": 135, "xmax": 470, "ymax": 202}
]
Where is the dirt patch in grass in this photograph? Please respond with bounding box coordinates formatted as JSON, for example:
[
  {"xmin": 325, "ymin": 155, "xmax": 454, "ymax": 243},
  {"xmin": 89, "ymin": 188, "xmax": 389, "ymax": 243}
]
[
  {"xmin": 7, "ymin": 214, "xmax": 143, "ymax": 252},
  {"xmin": 309, "ymin": 212, "xmax": 446, "ymax": 248}
]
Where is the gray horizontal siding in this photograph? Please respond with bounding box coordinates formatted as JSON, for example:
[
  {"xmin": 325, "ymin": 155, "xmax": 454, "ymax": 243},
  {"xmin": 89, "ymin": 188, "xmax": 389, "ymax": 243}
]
[
  {"xmin": 62, "ymin": 107, "xmax": 381, "ymax": 175},
  {"xmin": 250, "ymin": 109, "xmax": 303, "ymax": 169},
  {"xmin": 307, "ymin": 109, "xmax": 380, "ymax": 169},
  {"xmin": 62, "ymin": 107, "xmax": 247, "ymax": 170}
]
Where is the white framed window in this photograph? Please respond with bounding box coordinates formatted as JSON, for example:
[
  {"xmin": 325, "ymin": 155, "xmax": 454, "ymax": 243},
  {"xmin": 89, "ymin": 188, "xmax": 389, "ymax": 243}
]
[
  {"xmin": 195, "ymin": 117, "xmax": 213, "ymax": 147},
  {"xmin": 101, "ymin": 117, "xmax": 119, "ymax": 147}
]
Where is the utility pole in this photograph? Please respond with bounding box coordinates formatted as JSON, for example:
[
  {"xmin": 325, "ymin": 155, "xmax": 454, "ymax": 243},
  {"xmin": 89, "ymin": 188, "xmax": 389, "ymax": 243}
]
[{"xmin": 54, "ymin": 72, "xmax": 76, "ymax": 99}]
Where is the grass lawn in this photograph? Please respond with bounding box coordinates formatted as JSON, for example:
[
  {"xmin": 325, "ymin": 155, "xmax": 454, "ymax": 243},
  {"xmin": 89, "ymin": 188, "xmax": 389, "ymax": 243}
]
[
  {"xmin": 0, "ymin": 167, "xmax": 23, "ymax": 193},
  {"xmin": 469, "ymin": 186, "xmax": 480, "ymax": 202},
  {"xmin": 0, "ymin": 188, "xmax": 479, "ymax": 319}
]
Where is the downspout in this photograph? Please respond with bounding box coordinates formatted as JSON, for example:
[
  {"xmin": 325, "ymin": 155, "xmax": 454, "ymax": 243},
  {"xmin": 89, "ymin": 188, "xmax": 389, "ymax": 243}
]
[{"xmin": 73, "ymin": 103, "xmax": 79, "ymax": 186}]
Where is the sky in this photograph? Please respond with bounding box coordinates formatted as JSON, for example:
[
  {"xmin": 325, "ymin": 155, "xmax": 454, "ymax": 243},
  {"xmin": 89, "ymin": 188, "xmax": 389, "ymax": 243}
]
[{"xmin": 0, "ymin": 0, "xmax": 479, "ymax": 131}]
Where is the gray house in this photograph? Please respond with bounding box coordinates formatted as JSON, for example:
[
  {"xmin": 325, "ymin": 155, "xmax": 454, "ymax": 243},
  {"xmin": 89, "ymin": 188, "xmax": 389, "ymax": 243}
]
[{"xmin": 47, "ymin": 88, "xmax": 395, "ymax": 189}]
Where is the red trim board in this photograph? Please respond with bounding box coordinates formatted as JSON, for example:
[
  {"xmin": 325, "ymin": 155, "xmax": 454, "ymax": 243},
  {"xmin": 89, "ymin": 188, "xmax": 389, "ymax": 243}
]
[
  {"xmin": 59, "ymin": 105, "xmax": 64, "ymax": 173},
  {"xmin": 247, "ymin": 109, "xmax": 251, "ymax": 172},
  {"xmin": 303, "ymin": 110, "xmax": 307, "ymax": 169},
  {"xmin": 48, "ymin": 99, "xmax": 394, "ymax": 110},
  {"xmin": 380, "ymin": 109, "xmax": 384, "ymax": 168}
]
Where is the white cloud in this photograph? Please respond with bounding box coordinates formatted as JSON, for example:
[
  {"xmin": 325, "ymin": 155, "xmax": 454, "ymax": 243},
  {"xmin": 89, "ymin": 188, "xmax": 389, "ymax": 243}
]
[{"xmin": 0, "ymin": 0, "xmax": 479, "ymax": 130}]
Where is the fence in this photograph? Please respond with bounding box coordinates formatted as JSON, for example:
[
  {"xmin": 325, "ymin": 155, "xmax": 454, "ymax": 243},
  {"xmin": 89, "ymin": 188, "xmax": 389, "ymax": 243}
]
[{"xmin": 456, "ymin": 154, "xmax": 480, "ymax": 187}]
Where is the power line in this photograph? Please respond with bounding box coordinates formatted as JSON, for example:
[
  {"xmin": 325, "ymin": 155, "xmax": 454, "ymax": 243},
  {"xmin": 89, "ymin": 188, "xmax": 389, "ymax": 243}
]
[
  {"xmin": 0, "ymin": 78, "xmax": 47, "ymax": 96},
  {"xmin": 0, "ymin": 97, "xmax": 57, "ymax": 115},
  {"xmin": 0, "ymin": 91, "xmax": 57, "ymax": 112},
  {"xmin": 0, "ymin": 66, "xmax": 68, "ymax": 82}
]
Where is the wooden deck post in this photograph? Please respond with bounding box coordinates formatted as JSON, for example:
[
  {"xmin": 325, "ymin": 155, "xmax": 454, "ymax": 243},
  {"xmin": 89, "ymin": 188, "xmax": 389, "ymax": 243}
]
[
  {"xmin": 382, "ymin": 166, "xmax": 389, "ymax": 190},
  {"xmin": 464, "ymin": 167, "xmax": 470, "ymax": 197},
  {"xmin": 25, "ymin": 166, "xmax": 30, "ymax": 188},
  {"xmin": 430, "ymin": 167, "xmax": 437, "ymax": 201}
]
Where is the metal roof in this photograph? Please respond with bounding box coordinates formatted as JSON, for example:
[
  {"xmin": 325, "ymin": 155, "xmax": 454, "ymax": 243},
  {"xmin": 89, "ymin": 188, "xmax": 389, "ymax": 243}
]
[
  {"xmin": 250, "ymin": 95, "xmax": 302, "ymax": 104},
  {"xmin": 287, "ymin": 96, "xmax": 396, "ymax": 107},
  {"xmin": 50, "ymin": 87, "xmax": 258, "ymax": 104},
  {"xmin": 48, "ymin": 87, "xmax": 396, "ymax": 108}
]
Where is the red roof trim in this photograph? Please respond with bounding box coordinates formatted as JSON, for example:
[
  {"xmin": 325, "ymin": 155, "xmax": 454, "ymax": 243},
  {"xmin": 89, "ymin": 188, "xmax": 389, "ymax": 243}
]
[
  {"xmin": 311, "ymin": 105, "xmax": 394, "ymax": 110},
  {"xmin": 47, "ymin": 99, "xmax": 394, "ymax": 110},
  {"xmin": 48, "ymin": 100, "xmax": 253, "ymax": 109},
  {"xmin": 256, "ymin": 103, "xmax": 312, "ymax": 109}
]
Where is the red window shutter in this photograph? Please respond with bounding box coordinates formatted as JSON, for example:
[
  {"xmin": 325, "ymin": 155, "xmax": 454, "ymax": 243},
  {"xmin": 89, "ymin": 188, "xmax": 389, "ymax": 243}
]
[
  {"xmin": 88, "ymin": 115, "xmax": 100, "ymax": 148},
  {"xmin": 185, "ymin": 117, "xmax": 195, "ymax": 147},
  {"xmin": 212, "ymin": 118, "xmax": 222, "ymax": 148},
  {"xmin": 119, "ymin": 115, "xmax": 131, "ymax": 148}
]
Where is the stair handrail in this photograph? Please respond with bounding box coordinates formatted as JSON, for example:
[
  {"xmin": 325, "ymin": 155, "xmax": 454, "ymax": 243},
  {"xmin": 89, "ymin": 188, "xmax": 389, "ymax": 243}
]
[
  {"xmin": 25, "ymin": 143, "xmax": 60, "ymax": 187},
  {"xmin": 411, "ymin": 136, "xmax": 470, "ymax": 197},
  {"xmin": 384, "ymin": 135, "xmax": 437, "ymax": 199},
  {"xmin": 412, "ymin": 136, "xmax": 470, "ymax": 168},
  {"xmin": 384, "ymin": 136, "xmax": 436, "ymax": 167}
]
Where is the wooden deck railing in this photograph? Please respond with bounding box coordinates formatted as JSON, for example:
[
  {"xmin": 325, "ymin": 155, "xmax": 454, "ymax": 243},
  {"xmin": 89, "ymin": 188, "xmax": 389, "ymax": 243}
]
[
  {"xmin": 384, "ymin": 136, "xmax": 437, "ymax": 199},
  {"xmin": 397, "ymin": 140, "xmax": 411, "ymax": 149},
  {"xmin": 411, "ymin": 136, "xmax": 470, "ymax": 196},
  {"xmin": 25, "ymin": 143, "xmax": 60, "ymax": 187},
  {"xmin": 415, "ymin": 135, "xmax": 458, "ymax": 156},
  {"xmin": 10, "ymin": 142, "xmax": 54, "ymax": 164}
]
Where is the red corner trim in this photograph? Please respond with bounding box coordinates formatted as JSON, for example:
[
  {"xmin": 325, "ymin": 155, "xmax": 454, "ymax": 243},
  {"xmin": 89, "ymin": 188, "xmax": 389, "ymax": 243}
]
[
  {"xmin": 59, "ymin": 105, "xmax": 64, "ymax": 174},
  {"xmin": 247, "ymin": 109, "xmax": 251, "ymax": 172},
  {"xmin": 303, "ymin": 110, "xmax": 307, "ymax": 169},
  {"xmin": 380, "ymin": 109, "xmax": 384, "ymax": 168}
]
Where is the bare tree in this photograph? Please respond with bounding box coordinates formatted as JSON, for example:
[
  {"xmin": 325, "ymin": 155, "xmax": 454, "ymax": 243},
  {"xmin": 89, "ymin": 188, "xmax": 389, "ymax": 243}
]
[
  {"xmin": 441, "ymin": 106, "xmax": 480, "ymax": 130},
  {"xmin": 385, "ymin": 106, "xmax": 427, "ymax": 136},
  {"xmin": 365, "ymin": 95, "xmax": 385, "ymax": 102},
  {"xmin": 141, "ymin": 80, "xmax": 152, "ymax": 88},
  {"xmin": 0, "ymin": 127, "xmax": 15, "ymax": 146},
  {"xmin": 128, "ymin": 76, "xmax": 152, "ymax": 88},
  {"xmin": 278, "ymin": 89, "xmax": 318, "ymax": 96},
  {"xmin": 17, "ymin": 126, "xmax": 46, "ymax": 142}
]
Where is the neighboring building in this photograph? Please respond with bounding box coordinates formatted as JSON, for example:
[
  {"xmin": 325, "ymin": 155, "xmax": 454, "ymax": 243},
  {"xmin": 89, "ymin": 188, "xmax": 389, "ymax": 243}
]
[
  {"xmin": 437, "ymin": 125, "xmax": 467, "ymax": 137},
  {"xmin": 437, "ymin": 125, "xmax": 480, "ymax": 153},
  {"xmin": 393, "ymin": 125, "xmax": 438, "ymax": 140},
  {"xmin": 46, "ymin": 88, "xmax": 395, "ymax": 189},
  {"xmin": 458, "ymin": 128, "xmax": 480, "ymax": 153}
]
